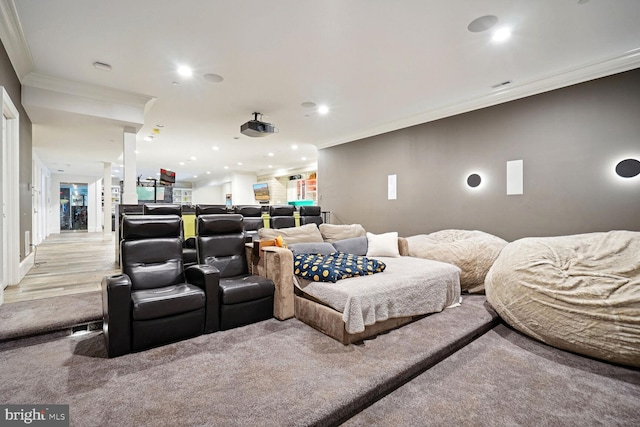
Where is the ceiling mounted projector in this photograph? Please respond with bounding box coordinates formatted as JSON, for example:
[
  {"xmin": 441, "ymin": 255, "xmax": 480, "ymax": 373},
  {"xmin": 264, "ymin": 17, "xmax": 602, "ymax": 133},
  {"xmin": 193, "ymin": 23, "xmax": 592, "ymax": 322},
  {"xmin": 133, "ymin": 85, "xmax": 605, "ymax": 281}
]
[{"xmin": 241, "ymin": 112, "xmax": 276, "ymax": 137}]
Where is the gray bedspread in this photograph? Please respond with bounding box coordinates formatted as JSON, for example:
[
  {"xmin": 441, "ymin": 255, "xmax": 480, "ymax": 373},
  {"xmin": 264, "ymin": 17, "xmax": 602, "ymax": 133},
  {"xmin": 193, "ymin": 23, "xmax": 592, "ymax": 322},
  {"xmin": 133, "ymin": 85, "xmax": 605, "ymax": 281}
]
[{"xmin": 295, "ymin": 256, "xmax": 461, "ymax": 334}]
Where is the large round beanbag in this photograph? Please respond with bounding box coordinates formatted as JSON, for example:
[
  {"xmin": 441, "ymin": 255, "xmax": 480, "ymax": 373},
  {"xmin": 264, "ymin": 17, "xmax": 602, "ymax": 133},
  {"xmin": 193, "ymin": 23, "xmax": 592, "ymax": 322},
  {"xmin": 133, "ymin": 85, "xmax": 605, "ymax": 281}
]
[
  {"xmin": 485, "ymin": 231, "xmax": 640, "ymax": 367},
  {"xmin": 406, "ymin": 230, "xmax": 508, "ymax": 293}
]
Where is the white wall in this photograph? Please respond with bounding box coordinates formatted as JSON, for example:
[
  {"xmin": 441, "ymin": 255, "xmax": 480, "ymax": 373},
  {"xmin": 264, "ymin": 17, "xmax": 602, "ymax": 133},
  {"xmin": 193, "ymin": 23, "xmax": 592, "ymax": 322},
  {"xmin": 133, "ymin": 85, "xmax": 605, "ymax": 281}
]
[
  {"xmin": 231, "ymin": 173, "xmax": 257, "ymax": 205},
  {"xmin": 192, "ymin": 172, "xmax": 258, "ymax": 205},
  {"xmin": 192, "ymin": 183, "xmax": 224, "ymax": 204},
  {"xmin": 49, "ymin": 173, "xmax": 102, "ymax": 234}
]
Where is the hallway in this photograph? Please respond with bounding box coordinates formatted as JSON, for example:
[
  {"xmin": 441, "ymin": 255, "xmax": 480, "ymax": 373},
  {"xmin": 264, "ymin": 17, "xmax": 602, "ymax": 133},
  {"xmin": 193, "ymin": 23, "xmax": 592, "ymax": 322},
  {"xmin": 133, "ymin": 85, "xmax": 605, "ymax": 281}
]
[{"xmin": 3, "ymin": 232, "xmax": 119, "ymax": 303}]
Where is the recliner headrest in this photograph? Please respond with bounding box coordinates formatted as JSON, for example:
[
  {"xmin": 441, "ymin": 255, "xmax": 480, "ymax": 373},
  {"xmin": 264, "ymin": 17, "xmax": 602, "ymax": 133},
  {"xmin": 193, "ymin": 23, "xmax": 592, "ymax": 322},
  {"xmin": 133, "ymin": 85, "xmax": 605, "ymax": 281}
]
[
  {"xmin": 122, "ymin": 215, "xmax": 182, "ymax": 239},
  {"xmin": 269, "ymin": 205, "xmax": 295, "ymax": 216},
  {"xmin": 197, "ymin": 214, "xmax": 243, "ymax": 236},
  {"xmin": 196, "ymin": 204, "xmax": 228, "ymax": 216},
  {"xmin": 234, "ymin": 205, "xmax": 262, "ymax": 217},
  {"xmin": 299, "ymin": 205, "xmax": 321, "ymax": 216},
  {"xmin": 143, "ymin": 203, "xmax": 182, "ymax": 216}
]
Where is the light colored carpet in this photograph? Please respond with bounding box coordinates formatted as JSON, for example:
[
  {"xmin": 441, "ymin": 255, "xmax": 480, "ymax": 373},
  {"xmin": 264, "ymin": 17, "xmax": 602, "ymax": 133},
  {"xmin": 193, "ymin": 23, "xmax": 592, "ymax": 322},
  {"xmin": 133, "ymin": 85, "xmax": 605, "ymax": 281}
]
[
  {"xmin": 0, "ymin": 292, "xmax": 102, "ymax": 341},
  {"xmin": 343, "ymin": 323, "xmax": 640, "ymax": 427},
  {"xmin": 0, "ymin": 295, "xmax": 496, "ymax": 427}
]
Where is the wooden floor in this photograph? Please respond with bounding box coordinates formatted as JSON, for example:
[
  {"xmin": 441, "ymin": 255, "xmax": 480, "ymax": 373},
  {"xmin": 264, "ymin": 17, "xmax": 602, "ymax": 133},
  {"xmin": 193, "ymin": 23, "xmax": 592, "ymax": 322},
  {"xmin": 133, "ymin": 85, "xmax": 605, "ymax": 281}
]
[{"xmin": 3, "ymin": 232, "xmax": 119, "ymax": 303}]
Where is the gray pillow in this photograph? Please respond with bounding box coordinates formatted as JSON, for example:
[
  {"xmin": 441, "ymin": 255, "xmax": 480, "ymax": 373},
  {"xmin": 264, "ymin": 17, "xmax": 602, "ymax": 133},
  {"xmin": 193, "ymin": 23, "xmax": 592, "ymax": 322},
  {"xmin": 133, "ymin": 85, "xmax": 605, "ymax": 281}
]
[
  {"xmin": 288, "ymin": 242, "xmax": 336, "ymax": 256},
  {"xmin": 332, "ymin": 236, "xmax": 368, "ymax": 256}
]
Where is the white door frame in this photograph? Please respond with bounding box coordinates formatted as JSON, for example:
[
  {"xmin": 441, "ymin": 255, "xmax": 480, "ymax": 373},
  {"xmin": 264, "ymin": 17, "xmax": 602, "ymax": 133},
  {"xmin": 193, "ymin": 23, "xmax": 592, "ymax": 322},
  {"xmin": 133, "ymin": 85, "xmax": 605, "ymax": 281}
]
[{"xmin": 1, "ymin": 87, "xmax": 20, "ymax": 293}]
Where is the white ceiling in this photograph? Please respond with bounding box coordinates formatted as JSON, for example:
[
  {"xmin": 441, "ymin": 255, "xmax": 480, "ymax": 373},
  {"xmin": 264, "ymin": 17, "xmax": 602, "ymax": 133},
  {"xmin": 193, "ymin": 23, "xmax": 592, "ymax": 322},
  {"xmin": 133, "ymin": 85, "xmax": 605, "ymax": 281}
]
[{"xmin": 4, "ymin": 0, "xmax": 640, "ymax": 184}]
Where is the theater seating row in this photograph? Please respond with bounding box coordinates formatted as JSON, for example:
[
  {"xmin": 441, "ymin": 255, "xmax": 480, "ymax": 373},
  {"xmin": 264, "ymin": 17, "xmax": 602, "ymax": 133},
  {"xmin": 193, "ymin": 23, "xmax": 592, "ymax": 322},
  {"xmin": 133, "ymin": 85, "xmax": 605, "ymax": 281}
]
[
  {"xmin": 143, "ymin": 203, "xmax": 323, "ymax": 247},
  {"xmin": 103, "ymin": 214, "xmax": 276, "ymax": 358},
  {"xmin": 105, "ymin": 204, "xmax": 323, "ymax": 357}
]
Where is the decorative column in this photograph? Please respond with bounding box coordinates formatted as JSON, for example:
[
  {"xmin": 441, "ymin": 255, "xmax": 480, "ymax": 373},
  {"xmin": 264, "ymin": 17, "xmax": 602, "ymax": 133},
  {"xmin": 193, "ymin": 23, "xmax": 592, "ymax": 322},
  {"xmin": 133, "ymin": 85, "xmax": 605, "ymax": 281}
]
[
  {"xmin": 103, "ymin": 162, "xmax": 113, "ymax": 238},
  {"xmin": 121, "ymin": 127, "xmax": 138, "ymax": 205}
]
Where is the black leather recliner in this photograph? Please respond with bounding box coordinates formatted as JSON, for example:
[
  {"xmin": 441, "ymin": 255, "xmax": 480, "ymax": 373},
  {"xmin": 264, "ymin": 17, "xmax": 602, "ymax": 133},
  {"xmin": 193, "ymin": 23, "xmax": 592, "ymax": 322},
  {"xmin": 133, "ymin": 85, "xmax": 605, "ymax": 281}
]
[
  {"xmin": 234, "ymin": 205, "xmax": 264, "ymax": 242},
  {"xmin": 102, "ymin": 215, "xmax": 220, "ymax": 357},
  {"xmin": 195, "ymin": 204, "xmax": 229, "ymax": 216},
  {"xmin": 269, "ymin": 205, "xmax": 296, "ymax": 229},
  {"xmin": 143, "ymin": 203, "xmax": 197, "ymax": 267},
  {"xmin": 196, "ymin": 214, "xmax": 275, "ymax": 330},
  {"xmin": 299, "ymin": 205, "xmax": 323, "ymax": 226}
]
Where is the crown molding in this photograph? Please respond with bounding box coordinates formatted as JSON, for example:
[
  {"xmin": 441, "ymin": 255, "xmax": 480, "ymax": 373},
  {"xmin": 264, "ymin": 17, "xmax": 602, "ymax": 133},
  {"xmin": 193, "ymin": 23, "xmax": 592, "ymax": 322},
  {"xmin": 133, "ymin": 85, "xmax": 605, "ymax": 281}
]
[
  {"xmin": 315, "ymin": 48, "xmax": 640, "ymax": 149},
  {"xmin": 0, "ymin": 0, "xmax": 35, "ymax": 81},
  {"xmin": 22, "ymin": 72, "xmax": 155, "ymax": 109}
]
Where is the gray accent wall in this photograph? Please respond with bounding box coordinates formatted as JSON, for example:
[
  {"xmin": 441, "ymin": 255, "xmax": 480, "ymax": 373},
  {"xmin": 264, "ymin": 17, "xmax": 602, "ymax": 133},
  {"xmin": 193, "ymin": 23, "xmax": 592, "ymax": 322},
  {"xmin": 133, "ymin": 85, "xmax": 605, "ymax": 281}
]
[
  {"xmin": 318, "ymin": 69, "xmax": 640, "ymax": 242},
  {"xmin": 0, "ymin": 40, "xmax": 32, "ymax": 261}
]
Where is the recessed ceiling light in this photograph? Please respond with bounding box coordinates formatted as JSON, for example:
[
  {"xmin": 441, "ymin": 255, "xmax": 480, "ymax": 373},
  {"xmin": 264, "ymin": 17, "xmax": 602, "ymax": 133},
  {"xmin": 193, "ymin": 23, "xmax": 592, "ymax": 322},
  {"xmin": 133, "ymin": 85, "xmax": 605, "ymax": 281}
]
[
  {"xmin": 177, "ymin": 66, "xmax": 193, "ymax": 77},
  {"xmin": 203, "ymin": 73, "xmax": 224, "ymax": 83},
  {"xmin": 237, "ymin": 162, "xmax": 243, "ymax": 166},
  {"xmin": 156, "ymin": 124, "xmax": 164, "ymax": 128},
  {"xmin": 291, "ymin": 145, "xmax": 298, "ymax": 150},
  {"xmin": 224, "ymin": 166, "xmax": 229, "ymax": 169},
  {"xmin": 193, "ymin": 175, "xmax": 198, "ymax": 178},
  {"xmin": 467, "ymin": 15, "xmax": 499, "ymax": 33},
  {"xmin": 492, "ymin": 28, "xmax": 512, "ymax": 43},
  {"xmin": 206, "ymin": 171, "xmax": 211, "ymax": 174},
  {"xmin": 144, "ymin": 136, "xmax": 153, "ymax": 142},
  {"xmin": 179, "ymin": 161, "xmax": 185, "ymax": 166},
  {"xmin": 577, "ymin": 0, "xmax": 590, "ymax": 4},
  {"xmin": 212, "ymin": 146, "xmax": 219, "ymax": 151},
  {"xmin": 134, "ymin": 150, "xmax": 139, "ymax": 154},
  {"xmin": 301, "ymin": 102, "xmax": 316, "ymax": 108},
  {"xmin": 233, "ymin": 137, "xmax": 240, "ymax": 140},
  {"xmin": 172, "ymin": 81, "xmax": 179, "ymax": 85},
  {"xmin": 318, "ymin": 105, "xmax": 329, "ymax": 115},
  {"xmin": 268, "ymin": 152, "xmax": 274, "ymax": 157},
  {"xmin": 93, "ymin": 61, "xmax": 112, "ymax": 71},
  {"xmin": 268, "ymin": 165, "xmax": 273, "ymax": 168},
  {"xmin": 190, "ymin": 156, "xmax": 197, "ymax": 161},
  {"xmin": 301, "ymin": 157, "xmax": 307, "ymax": 161}
]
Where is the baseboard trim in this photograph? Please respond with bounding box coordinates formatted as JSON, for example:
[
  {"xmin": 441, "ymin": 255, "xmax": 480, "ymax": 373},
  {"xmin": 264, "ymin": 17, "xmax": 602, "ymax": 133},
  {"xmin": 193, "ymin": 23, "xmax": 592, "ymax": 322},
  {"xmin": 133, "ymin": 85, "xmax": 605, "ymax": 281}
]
[{"xmin": 19, "ymin": 252, "xmax": 35, "ymax": 282}]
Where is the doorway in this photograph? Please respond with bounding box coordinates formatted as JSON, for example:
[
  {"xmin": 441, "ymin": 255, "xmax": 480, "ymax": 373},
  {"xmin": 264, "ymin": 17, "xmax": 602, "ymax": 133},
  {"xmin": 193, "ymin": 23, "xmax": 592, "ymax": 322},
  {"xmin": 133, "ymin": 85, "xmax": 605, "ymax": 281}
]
[
  {"xmin": 1, "ymin": 87, "xmax": 20, "ymax": 291},
  {"xmin": 60, "ymin": 183, "xmax": 88, "ymax": 232},
  {"xmin": 1, "ymin": 114, "xmax": 6, "ymax": 289}
]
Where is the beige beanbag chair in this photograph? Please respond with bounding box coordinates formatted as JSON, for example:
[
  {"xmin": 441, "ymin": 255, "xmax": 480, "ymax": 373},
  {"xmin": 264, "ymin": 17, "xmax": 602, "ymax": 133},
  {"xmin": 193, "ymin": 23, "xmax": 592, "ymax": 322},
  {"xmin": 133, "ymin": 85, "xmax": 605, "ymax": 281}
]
[
  {"xmin": 406, "ymin": 230, "xmax": 507, "ymax": 293},
  {"xmin": 485, "ymin": 231, "xmax": 640, "ymax": 367}
]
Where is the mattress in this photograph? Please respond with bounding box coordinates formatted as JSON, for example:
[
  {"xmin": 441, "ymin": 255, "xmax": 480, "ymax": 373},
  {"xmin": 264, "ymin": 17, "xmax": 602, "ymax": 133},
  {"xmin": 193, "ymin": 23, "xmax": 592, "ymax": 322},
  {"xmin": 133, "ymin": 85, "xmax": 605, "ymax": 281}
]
[{"xmin": 294, "ymin": 256, "xmax": 461, "ymax": 334}]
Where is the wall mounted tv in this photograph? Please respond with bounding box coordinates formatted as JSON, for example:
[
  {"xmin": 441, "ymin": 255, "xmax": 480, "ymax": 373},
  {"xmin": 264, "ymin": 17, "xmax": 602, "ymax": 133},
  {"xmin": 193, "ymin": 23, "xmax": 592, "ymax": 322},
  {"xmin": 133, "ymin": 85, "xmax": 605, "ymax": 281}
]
[
  {"xmin": 160, "ymin": 168, "xmax": 175, "ymax": 185},
  {"xmin": 253, "ymin": 183, "xmax": 270, "ymax": 202}
]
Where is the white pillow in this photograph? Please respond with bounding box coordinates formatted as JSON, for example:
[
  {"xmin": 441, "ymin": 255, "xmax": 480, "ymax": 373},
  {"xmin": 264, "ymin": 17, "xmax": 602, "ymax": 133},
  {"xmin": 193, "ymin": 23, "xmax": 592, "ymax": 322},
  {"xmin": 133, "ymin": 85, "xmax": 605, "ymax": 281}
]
[{"xmin": 366, "ymin": 232, "xmax": 400, "ymax": 258}]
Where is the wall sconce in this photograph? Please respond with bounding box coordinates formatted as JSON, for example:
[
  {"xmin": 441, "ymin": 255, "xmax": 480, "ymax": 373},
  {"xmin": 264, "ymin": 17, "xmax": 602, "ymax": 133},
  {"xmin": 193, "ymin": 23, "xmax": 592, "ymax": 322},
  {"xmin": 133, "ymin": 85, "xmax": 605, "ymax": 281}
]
[
  {"xmin": 615, "ymin": 158, "xmax": 640, "ymax": 178},
  {"xmin": 467, "ymin": 173, "xmax": 482, "ymax": 188}
]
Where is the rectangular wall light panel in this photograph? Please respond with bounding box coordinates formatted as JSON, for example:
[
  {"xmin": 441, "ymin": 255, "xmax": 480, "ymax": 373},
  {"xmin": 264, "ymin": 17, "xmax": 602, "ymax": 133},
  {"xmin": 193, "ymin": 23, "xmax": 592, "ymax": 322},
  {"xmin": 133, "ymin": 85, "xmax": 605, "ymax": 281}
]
[
  {"xmin": 506, "ymin": 160, "xmax": 523, "ymax": 195},
  {"xmin": 388, "ymin": 174, "xmax": 397, "ymax": 200}
]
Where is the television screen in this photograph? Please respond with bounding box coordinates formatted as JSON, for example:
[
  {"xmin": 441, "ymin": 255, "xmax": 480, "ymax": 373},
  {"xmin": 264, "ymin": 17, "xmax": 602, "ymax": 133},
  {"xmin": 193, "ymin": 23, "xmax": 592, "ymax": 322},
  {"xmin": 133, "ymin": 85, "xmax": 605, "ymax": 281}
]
[
  {"xmin": 253, "ymin": 183, "xmax": 270, "ymax": 201},
  {"xmin": 160, "ymin": 168, "xmax": 175, "ymax": 185}
]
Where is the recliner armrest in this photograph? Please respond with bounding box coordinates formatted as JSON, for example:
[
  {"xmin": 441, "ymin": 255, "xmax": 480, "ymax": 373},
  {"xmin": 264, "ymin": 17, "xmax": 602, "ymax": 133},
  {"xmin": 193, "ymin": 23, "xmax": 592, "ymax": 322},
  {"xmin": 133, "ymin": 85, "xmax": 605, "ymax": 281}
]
[
  {"xmin": 102, "ymin": 274, "xmax": 132, "ymax": 358},
  {"xmin": 254, "ymin": 246, "xmax": 294, "ymax": 320},
  {"xmin": 185, "ymin": 264, "xmax": 221, "ymax": 333}
]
